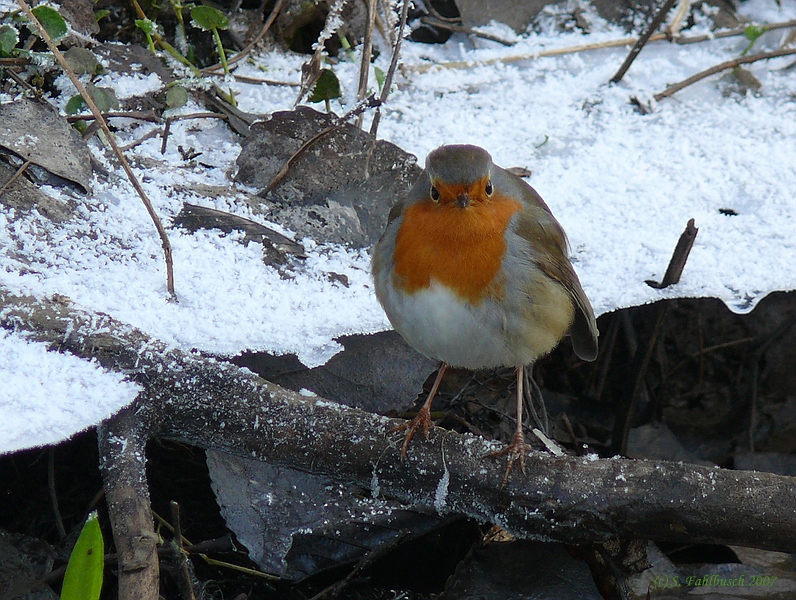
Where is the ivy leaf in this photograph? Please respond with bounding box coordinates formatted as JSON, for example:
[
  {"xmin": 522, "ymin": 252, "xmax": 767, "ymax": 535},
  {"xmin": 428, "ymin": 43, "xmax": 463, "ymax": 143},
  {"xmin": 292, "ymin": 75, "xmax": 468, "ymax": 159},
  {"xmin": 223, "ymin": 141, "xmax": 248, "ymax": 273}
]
[
  {"xmin": 0, "ymin": 25, "xmax": 19, "ymax": 56},
  {"xmin": 60, "ymin": 512, "xmax": 104, "ymax": 600},
  {"xmin": 30, "ymin": 5, "xmax": 68, "ymax": 41},
  {"xmin": 166, "ymin": 85, "xmax": 189, "ymax": 108},
  {"xmin": 134, "ymin": 18, "xmax": 156, "ymax": 36},
  {"xmin": 94, "ymin": 9, "xmax": 110, "ymax": 22},
  {"xmin": 66, "ymin": 83, "xmax": 120, "ymax": 114},
  {"xmin": 190, "ymin": 6, "xmax": 230, "ymax": 31},
  {"xmin": 743, "ymin": 24, "xmax": 767, "ymax": 43},
  {"xmin": 308, "ymin": 68, "xmax": 341, "ymax": 103},
  {"xmin": 65, "ymin": 94, "xmax": 86, "ymax": 115},
  {"xmin": 64, "ymin": 47, "xmax": 101, "ymax": 75}
]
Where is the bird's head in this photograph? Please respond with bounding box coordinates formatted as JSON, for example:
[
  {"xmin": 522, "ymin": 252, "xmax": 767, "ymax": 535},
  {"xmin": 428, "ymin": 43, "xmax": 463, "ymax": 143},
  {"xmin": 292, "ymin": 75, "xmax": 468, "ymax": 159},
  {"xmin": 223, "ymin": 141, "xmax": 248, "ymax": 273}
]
[{"xmin": 425, "ymin": 145, "xmax": 494, "ymax": 209}]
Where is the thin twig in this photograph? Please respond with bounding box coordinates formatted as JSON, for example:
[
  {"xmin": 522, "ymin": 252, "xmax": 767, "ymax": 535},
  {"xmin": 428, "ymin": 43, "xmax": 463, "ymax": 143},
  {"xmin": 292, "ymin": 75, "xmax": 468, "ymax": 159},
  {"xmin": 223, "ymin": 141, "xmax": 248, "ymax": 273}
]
[
  {"xmin": 369, "ymin": 0, "xmax": 411, "ymax": 138},
  {"xmin": 19, "ymin": 0, "xmax": 177, "ymax": 300},
  {"xmin": 119, "ymin": 127, "xmax": 163, "ymax": 152},
  {"xmin": 48, "ymin": 448, "xmax": 66, "ymax": 539},
  {"xmin": 263, "ymin": 95, "xmax": 380, "ymax": 194},
  {"xmin": 229, "ymin": 73, "xmax": 299, "ymax": 86},
  {"xmin": 610, "ymin": 0, "xmax": 678, "ymax": 83},
  {"xmin": 356, "ymin": 0, "xmax": 378, "ymax": 129},
  {"xmin": 420, "ymin": 16, "xmax": 515, "ymax": 46},
  {"xmin": 611, "ymin": 303, "xmax": 668, "ymax": 456},
  {"xmin": 3, "ymin": 66, "xmax": 39, "ymax": 94},
  {"xmin": 407, "ymin": 19, "xmax": 796, "ymax": 73},
  {"xmin": 295, "ymin": 0, "xmax": 349, "ymax": 105},
  {"xmin": 654, "ymin": 47, "xmax": 796, "ymax": 100},
  {"xmin": 66, "ymin": 110, "xmax": 162, "ymax": 123},
  {"xmin": 160, "ymin": 112, "xmax": 229, "ymax": 154},
  {"xmin": 0, "ymin": 160, "xmax": 31, "ymax": 198},
  {"xmin": 308, "ymin": 531, "xmax": 410, "ymax": 600},
  {"xmin": 202, "ymin": 0, "xmax": 286, "ymax": 73}
]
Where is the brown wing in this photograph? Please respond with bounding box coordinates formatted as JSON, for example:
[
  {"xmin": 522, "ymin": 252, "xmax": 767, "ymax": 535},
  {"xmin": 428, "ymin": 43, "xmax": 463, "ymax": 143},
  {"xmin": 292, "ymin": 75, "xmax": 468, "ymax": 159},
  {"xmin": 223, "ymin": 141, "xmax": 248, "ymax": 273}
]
[{"xmin": 508, "ymin": 171, "xmax": 599, "ymax": 361}]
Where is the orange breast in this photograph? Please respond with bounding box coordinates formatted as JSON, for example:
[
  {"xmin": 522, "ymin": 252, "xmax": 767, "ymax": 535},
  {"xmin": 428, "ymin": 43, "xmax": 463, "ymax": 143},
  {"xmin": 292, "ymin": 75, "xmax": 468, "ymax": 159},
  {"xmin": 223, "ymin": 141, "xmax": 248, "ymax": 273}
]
[{"xmin": 392, "ymin": 194, "xmax": 523, "ymax": 304}]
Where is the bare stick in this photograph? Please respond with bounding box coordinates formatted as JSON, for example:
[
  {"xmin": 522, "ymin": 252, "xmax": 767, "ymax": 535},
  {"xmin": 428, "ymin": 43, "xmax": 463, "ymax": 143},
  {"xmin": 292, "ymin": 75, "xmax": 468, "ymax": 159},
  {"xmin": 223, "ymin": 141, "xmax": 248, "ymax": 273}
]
[
  {"xmin": 610, "ymin": 0, "xmax": 678, "ymax": 84},
  {"xmin": 0, "ymin": 159, "xmax": 31, "ymax": 198},
  {"xmin": 356, "ymin": 0, "xmax": 378, "ymax": 129},
  {"xmin": 408, "ymin": 19, "xmax": 796, "ymax": 73},
  {"xmin": 202, "ymin": 0, "xmax": 286, "ymax": 73},
  {"xmin": 654, "ymin": 47, "xmax": 796, "ymax": 100},
  {"xmin": 420, "ymin": 16, "xmax": 515, "ymax": 46},
  {"xmin": 98, "ymin": 408, "xmax": 160, "ymax": 600},
  {"xmin": 369, "ymin": 0, "xmax": 411, "ymax": 138},
  {"xmin": 646, "ymin": 218, "xmax": 698, "ymax": 289},
  {"xmin": 48, "ymin": 448, "xmax": 66, "ymax": 539},
  {"xmin": 65, "ymin": 111, "xmax": 162, "ymax": 124},
  {"xmin": 18, "ymin": 0, "xmax": 177, "ymax": 300}
]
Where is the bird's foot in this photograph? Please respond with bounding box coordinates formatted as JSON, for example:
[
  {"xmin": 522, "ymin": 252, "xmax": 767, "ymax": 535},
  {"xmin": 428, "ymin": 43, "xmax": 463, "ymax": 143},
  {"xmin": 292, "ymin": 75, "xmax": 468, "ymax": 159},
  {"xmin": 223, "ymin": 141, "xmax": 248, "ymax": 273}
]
[
  {"xmin": 391, "ymin": 406, "xmax": 434, "ymax": 458},
  {"xmin": 487, "ymin": 431, "xmax": 531, "ymax": 484}
]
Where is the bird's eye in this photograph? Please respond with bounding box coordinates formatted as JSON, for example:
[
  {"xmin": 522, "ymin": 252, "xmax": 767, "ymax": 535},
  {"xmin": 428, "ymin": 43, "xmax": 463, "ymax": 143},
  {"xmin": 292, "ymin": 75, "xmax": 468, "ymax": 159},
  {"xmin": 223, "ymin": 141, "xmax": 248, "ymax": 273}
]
[
  {"xmin": 430, "ymin": 186, "xmax": 440, "ymax": 201},
  {"xmin": 485, "ymin": 180, "xmax": 493, "ymax": 197}
]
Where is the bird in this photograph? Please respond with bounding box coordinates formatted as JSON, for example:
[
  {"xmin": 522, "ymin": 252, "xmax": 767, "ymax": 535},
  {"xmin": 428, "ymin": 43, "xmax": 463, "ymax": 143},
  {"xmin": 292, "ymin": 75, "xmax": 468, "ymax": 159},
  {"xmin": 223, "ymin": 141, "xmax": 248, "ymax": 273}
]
[{"xmin": 371, "ymin": 144, "xmax": 598, "ymax": 477}]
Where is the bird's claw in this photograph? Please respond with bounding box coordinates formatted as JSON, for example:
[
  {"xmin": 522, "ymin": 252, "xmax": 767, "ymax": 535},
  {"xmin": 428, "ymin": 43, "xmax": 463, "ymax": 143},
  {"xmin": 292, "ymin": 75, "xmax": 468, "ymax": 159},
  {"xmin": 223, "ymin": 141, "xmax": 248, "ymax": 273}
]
[
  {"xmin": 487, "ymin": 432, "xmax": 531, "ymax": 484},
  {"xmin": 391, "ymin": 407, "xmax": 434, "ymax": 458}
]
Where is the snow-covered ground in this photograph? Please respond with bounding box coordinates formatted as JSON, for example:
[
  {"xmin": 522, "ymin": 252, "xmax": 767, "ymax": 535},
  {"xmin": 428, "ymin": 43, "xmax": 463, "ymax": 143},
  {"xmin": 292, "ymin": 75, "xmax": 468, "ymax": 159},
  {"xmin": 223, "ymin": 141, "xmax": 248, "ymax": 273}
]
[{"xmin": 2, "ymin": 0, "xmax": 796, "ymax": 453}]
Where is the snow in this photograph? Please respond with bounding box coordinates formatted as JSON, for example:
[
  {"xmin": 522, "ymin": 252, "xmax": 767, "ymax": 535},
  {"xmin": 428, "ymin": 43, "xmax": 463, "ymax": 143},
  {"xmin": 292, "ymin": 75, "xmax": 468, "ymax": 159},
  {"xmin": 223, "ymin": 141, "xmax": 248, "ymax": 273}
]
[
  {"xmin": 2, "ymin": 0, "xmax": 796, "ymax": 453},
  {"xmin": 0, "ymin": 329, "xmax": 141, "ymax": 454}
]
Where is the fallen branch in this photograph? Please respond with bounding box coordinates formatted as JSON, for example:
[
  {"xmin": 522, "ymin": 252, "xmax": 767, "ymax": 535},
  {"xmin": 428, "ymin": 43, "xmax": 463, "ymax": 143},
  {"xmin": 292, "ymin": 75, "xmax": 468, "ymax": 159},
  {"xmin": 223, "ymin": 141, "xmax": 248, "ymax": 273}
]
[
  {"xmin": 654, "ymin": 47, "xmax": 796, "ymax": 100},
  {"xmin": 2, "ymin": 287, "xmax": 796, "ymax": 559}
]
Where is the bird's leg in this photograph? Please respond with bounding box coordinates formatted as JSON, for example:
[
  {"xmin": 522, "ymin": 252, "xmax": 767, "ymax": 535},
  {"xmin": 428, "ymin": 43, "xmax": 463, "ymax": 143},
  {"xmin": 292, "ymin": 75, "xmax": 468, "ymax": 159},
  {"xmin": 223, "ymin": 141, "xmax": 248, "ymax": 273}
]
[
  {"xmin": 392, "ymin": 363, "xmax": 448, "ymax": 458},
  {"xmin": 488, "ymin": 365, "xmax": 532, "ymax": 482}
]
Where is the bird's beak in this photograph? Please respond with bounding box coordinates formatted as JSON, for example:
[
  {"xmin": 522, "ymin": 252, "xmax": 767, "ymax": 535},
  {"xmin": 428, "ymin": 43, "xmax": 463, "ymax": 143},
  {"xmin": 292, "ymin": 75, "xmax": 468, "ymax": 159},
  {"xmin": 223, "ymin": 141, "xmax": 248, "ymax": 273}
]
[{"xmin": 455, "ymin": 193, "xmax": 471, "ymax": 208}]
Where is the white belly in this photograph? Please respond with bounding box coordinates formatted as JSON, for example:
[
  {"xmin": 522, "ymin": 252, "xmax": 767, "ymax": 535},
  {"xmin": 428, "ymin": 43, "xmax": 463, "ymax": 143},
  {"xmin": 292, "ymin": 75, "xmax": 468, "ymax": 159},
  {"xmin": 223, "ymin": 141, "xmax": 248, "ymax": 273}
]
[{"xmin": 380, "ymin": 280, "xmax": 524, "ymax": 369}]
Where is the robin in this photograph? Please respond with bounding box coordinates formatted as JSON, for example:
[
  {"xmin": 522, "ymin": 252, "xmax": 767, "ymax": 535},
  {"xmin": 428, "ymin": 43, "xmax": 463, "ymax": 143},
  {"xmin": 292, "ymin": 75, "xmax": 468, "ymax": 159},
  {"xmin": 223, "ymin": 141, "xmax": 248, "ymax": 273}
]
[{"xmin": 371, "ymin": 144, "xmax": 598, "ymax": 476}]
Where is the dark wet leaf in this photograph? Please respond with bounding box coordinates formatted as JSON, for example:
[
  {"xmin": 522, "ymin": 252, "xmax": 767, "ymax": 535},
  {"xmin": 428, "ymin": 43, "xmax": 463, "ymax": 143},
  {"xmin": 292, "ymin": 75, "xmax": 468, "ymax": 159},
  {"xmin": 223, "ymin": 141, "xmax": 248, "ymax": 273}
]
[
  {"xmin": 0, "ymin": 97, "xmax": 93, "ymax": 194},
  {"xmin": 308, "ymin": 68, "xmax": 341, "ymax": 103},
  {"xmin": 206, "ymin": 451, "xmax": 458, "ymax": 580},
  {"xmin": 63, "ymin": 47, "xmax": 101, "ymax": 75},
  {"xmin": 191, "ymin": 5, "xmax": 230, "ymax": 31},
  {"xmin": 30, "ymin": 5, "xmax": 68, "ymax": 41},
  {"xmin": 235, "ymin": 107, "xmax": 421, "ymax": 247},
  {"xmin": 0, "ymin": 25, "xmax": 18, "ymax": 56}
]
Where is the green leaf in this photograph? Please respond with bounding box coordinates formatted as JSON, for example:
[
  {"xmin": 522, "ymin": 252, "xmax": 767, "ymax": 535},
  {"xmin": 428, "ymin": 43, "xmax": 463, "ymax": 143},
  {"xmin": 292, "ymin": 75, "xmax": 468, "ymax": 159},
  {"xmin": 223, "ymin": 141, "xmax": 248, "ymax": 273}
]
[
  {"xmin": 190, "ymin": 5, "xmax": 230, "ymax": 31},
  {"xmin": 743, "ymin": 24, "xmax": 767, "ymax": 43},
  {"xmin": 31, "ymin": 5, "xmax": 68, "ymax": 41},
  {"xmin": 374, "ymin": 66, "xmax": 385, "ymax": 91},
  {"xmin": 60, "ymin": 511, "xmax": 104, "ymax": 600},
  {"xmin": 166, "ymin": 85, "xmax": 188, "ymax": 108},
  {"xmin": 85, "ymin": 83, "xmax": 120, "ymax": 112},
  {"xmin": 94, "ymin": 9, "xmax": 110, "ymax": 22},
  {"xmin": 65, "ymin": 94, "xmax": 85, "ymax": 115},
  {"xmin": 308, "ymin": 68, "xmax": 341, "ymax": 103},
  {"xmin": 64, "ymin": 47, "xmax": 101, "ymax": 75},
  {"xmin": 0, "ymin": 25, "xmax": 19, "ymax": 56},
  {"xmin": 135, "ymin": 18, "xmax": 156, "ymax": 36}
]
